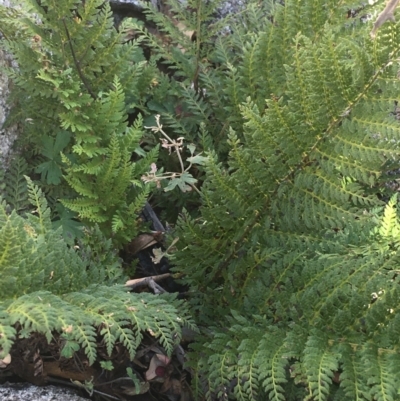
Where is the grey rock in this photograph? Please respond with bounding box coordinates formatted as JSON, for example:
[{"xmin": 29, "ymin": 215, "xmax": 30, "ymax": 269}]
[
  {"xmin": 0, "ymin": 48, "xmax": 18, "ymax": 166},
  {"xmin": 215, "ymin": 0, "xmax": 247, "ymax": 19},
  {"xmin": 0, "ymin": 382, "xmax": 89, "ymax": 401},
  {"xmin": 0, "ymin": 0, "xmax": 19, "ymax": 167}
]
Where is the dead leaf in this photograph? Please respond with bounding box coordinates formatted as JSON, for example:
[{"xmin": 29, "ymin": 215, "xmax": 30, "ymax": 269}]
[
  {"xmin": 0, "ymin": 353, "xmax": 11, "ymax": 368},
  {"xmin": 129, "ymin": 233, "xmax": 159, "ymax": 254},
  {"xmin": 128, "ymin": 231, "xmax": 164, "ymax": 254},
  {"xmin": 145, "ymin": 353, "xmax": 171, "ymax": 381},
  {"xmin": 151, "ymin": 247, "xmax": 165, "ymax": 264},
  {"xmin": 33, "ymin": 349, "xmax": 43, "ymax": 377},
  {"xmin": 174, "ymin": 344, "xmax": 185, "ymax": 366},
  {"xmin": 132, "ymin": 357, "xmax": 147, "ymax": 369},
  {"xmin": 176, "ymin": 22, "xmax": 195, "ymax": 39},
  {"xmin": 43, "ymin": 361, "xmax": 95, "ymax": 382}
]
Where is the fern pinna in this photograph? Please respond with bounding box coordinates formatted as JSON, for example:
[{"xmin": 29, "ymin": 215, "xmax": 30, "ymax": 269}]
[
  {"xmin": 172, "ymin": 1, "xmax": 400, "ymax": 400},
  {"xmin": 0, "ymin": 178, "xmax": 196, "ymax": 366}
]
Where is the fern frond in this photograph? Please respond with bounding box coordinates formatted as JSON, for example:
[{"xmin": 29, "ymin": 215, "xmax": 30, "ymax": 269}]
[
  {"xmin": 0, "ymin": 0, "xmax": 157, "ymax": 246},
  {"xmin": 378, "ymin": 193, "xmax": 398, "ymax": 239},
  {"xmin": 339, "ymin": 344, "xmax": 371, "ymax": 401},
  {"xmin": 361, "ymin": 343, "xmax": 399, "ymax": 401},
  {"xmin": 25, "ymin": 176, "xmax": 52, "ymax": 234},
  {"xmin": 61, "ymin": 197, "xmax": 106, "ymax": 222},
  {"xmin": 303, "ymin": 331, "xmax": 339, "ymax": 401},
  {"xmin": 3, "ymin": 157, "xmax": 29, "ymax": 212},
  {"xmin": 257, "ymin": 329, "xmax": 289, "ymax": 401},
  {"xmin": 171, "ymin": 0, "xmax": 400, "ymax": 399},
  {"xmin": 0, "ymin": 309, "xmax": 16, "ymax": 358},
  {"xmin": 0, "ymin": 184, "xmax": 195, "ymax": 366}
]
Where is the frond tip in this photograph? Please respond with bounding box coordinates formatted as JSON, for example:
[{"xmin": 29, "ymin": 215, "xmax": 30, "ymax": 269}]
[{"xmin": 378, "ymin": 194, "xmax": 399, "ymax": 239}]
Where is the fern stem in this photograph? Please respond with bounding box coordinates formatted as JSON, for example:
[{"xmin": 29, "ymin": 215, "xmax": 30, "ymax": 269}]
[{"xmin": 62, "ymin": 18, "xmax": 96, "ymax": 100}]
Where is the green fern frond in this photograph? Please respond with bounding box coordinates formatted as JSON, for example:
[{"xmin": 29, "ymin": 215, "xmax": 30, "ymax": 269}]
[
  {"xmin": 3, "ymin": 157, "xmax": 29, "ymax": 212},
  {"xmin": 111, "ymin": 214, "xmax": 124, "ymax": 234},
  {"xmin": 378, "ymin": 194, "xmax": 398, "ymax": 239},
  {"xmin": 0, "ymin": 182, "xmax": 195, "ymax": 366},
  {"xmin": 303, "ymin": 331, "xmax": 339, "ymax": 401},
  {"xmin": 0, "ymin": 1, "xmax": 158, "ymax": 246},
  {"xmin": 0, "ymin": 309, "xmax": 16, "ymax": 358},
  {"xmin": 338, "ymin": 344, "xmax": 369, "ymax": 401},
  {"xmin": 257, "ymin": 330, "xmax": 289, "ymax": 401},
  {"xmin": 170, "ymin": 0, "xmax": 400, "ymax": 399},
  {"xmin": 61, "ymin": 197, "xmax": 106, "ymax": 222},
  {"xmin": 25, "ymin": 175, "xmax": 52, "ymax": 234},
  {"xmin": 361, "ymin": 343, "xmax": 399, "ymax": 401}
]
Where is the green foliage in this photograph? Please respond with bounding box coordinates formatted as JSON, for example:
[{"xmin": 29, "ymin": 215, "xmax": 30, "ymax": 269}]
[
  {"xmin": 2, "ymin": 156, "xmax": 29, "ymax": 213},
  {"xmin": 139, "ymin": 0, "xmax": 226, "ymax": 140},
  {"xmin": 75, "ymin": 223, "xmax": 124, "ymax": 282},
  {"xmin": 51, "ymin": 203, "xmax": 84, "ymax": 245},
  {"xmin": 0, "ymin": 0, "xmax": 159, "ymax": 244},
  {"xmin": 5, "ymin": 0, "xmax": 400, "ymax": 398},
  {"xmin": 35, "ymin": 131, "xmax": 71, "ymax": 185},
  {"xmin": 60, "ymin": 107, "xmax": 158, "ymax": 243},
  {"xmin": 0, "ymin": 178, "xmax": 196, "ymax": 364},
  {"xmin": 171, "ymin": 0, "xmax": 400, "ymax": 399},
  {"xmin": 138, "ymin": 0, "xmax": 276, "ymax": 156},
  {"xmin": 130, "ymin": 0, "xmax": 238, "ymax": 217}
]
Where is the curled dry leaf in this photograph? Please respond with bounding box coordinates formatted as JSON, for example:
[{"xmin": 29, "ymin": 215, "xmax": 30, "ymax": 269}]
[
  {"xmin": 33, "ymin": 349, "xmax": 43, "ymax": 377},
  {"xmin": 0, "ymin": 353, "xmax": 11, "ymax": 368},
  {"xmin": 145, "ymin": 353, "xmax": 171, "ymax": 381},
  {"xmin": 151, "ymin": 247, "xmax": 165, "ymax": 264},
  {"xmin": 129, "ymin": 233, "xmax": 158, "ymax": 254},
  {"xmin": 176, "ymin": 22, "xmax": 195, "ymax": 39}
]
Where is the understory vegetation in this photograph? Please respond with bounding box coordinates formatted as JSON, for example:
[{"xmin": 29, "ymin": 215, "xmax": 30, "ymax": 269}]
[{"xmin": 1, "ymin": 0, "xmax": 400, "ymax": 400}]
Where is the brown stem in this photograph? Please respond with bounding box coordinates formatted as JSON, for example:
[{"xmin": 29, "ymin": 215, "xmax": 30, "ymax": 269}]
[
  {"xmin": 62, "ymin": 18, "xmax": 96, "ymax": 100},
  {"xmin": 125, "ymin": 273, "xmax": 171, "ymax": 289}
]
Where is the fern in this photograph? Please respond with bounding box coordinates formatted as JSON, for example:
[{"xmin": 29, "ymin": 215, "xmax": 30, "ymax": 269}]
[
  {"xmin": 0, "ymin": 179, "xmax": 196, "ymax": 366},
  {"xmin": 134, "ymin": 0, "xmax": 238, "ymax": 155},
  {"xmin": 171, "ymin": 0, "xmax": 400, "ymax": 399},
  {"xmin": 0, "ymin": 0, "xmax": 159, "ymax": 244},
  {"xmin": 2, "ymin": 156, "xmax": 29, "ymax": 212}
]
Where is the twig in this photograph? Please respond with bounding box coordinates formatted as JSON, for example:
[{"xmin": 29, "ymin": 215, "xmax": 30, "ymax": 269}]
[
  {"xmin": 142, "ymin": 201, "xmax": 166, "ymax": 232},
  {"xmin": 148, "ymin": 278, "xmax": 166, "ymax": 294},
  {"xmin": 143, "ymin": 115, "xmax": 202, "ymax": 194},
  {"xmin": 125, "ymin": 273, "xmax": 171, "ymax": 289},
  {"xmin": 47, "ymin": 377, "xmax": 121, "ymax": 400},
  {"xmin": 371, "ymin": 0, "xmax": 400, "ymax": 38},
  {"xmin": 94, "ymin": 376, "xmax": 134, "ymax": 387}
]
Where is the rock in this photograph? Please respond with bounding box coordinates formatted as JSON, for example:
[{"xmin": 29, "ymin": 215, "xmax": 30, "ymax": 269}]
[
  {"xmin": 0, "ymin": 382, "xmax": 89, "ymax": 401},
  {"xmin": 216, "ymin": 0, "xmax": 246, "ymax": 18},
  {"xmin": 0, "ymin": 0, "xmax": 20, "ymax": 167},
  {"xmin": 0, "ymin": 48, "xmax": 18, "ymax": 167}
]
